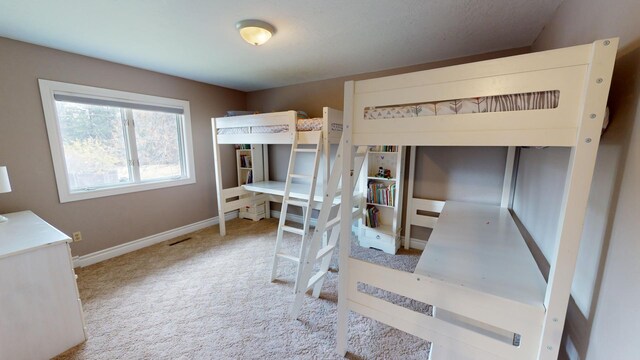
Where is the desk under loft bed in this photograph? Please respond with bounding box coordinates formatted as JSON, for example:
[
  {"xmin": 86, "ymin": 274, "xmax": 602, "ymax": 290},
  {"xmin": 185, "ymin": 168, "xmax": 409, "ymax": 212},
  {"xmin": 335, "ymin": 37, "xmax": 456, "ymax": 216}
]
[
  {"xmin": 211, "ymin": 107, "xmax": 343, "ymax": 236},
  {"xmin": 336, "ymin": 39, "xmax": 617, "ymax": 359}
]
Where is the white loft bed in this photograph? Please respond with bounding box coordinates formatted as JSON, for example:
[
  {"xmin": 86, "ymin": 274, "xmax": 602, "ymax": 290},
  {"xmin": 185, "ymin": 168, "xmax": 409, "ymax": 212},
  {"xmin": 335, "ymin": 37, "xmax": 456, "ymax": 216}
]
[
  {"xmin": 211, "ymin": 107, "xmax": 343, "ymax": 236},
  {"xmin": 337, "ymin": 39, "xmax": 617, "ymax": 359}
]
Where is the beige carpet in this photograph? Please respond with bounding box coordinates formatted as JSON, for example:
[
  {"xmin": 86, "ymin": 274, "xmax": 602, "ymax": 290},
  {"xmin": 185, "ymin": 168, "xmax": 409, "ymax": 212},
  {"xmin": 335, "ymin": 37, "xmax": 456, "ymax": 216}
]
[{"xmin": 56, "ymin": 218, "xmax": 430, "ymax": 359}]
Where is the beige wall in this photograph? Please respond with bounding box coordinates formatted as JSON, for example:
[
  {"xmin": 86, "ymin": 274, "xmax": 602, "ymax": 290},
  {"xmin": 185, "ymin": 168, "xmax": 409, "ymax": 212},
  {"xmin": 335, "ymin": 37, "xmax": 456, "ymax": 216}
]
[
  {"xmin": 248, "ymin": 48, "xmax": 527, "ymax": 223},
  {"xmin": 515, "ymin": 0, "xmax": 640, "ymax": 359},
  {"xmin": 0, "ymin": 37, "xmax": 245, "ymax": 256}
]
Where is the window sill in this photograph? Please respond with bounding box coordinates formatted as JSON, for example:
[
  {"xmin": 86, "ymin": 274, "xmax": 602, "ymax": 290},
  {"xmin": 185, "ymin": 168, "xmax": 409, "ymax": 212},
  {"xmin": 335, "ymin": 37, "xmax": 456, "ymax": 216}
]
[{"xmin": 60, "ymin": 177, "xmax": 196, "ymax": 203}]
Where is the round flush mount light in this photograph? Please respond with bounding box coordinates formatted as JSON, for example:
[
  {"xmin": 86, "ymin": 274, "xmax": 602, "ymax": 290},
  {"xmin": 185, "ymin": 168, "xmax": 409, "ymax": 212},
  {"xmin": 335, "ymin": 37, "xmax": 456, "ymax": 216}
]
[{"xmin": 236, "ymin": 19, "xmax": 276, "ymax": 46}]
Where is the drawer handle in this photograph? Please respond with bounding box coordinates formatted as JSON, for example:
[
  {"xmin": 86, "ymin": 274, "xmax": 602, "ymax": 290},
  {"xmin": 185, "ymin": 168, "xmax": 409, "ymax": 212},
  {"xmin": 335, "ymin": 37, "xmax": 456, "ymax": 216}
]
[{"xmin": 376, "ymin": 235, "xmax": 381, "ymax": 240}]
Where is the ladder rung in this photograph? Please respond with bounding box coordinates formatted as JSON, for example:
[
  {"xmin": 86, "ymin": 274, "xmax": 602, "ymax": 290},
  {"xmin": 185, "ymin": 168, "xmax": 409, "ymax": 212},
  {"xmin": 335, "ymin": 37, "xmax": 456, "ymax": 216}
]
[
  {"xmin": 289, "ymin": 194, "xmax": 312, "ymax": 201},
  {"xmin": 294, "ymin": 148, "xmax": 317, "ymax": 153},
  {"xmin": 326, "ymin": 216, "xmax": 340, "ymax": 230},
  {"xmin": 316, "ymin": 244, "xmax": 336, "ymax": 260},
  {"xmin": 281, "ymin": 225, "xmax": 305, "ymax": 235},
  {"xmin": 286, "ymin": 199, "xmax": 309, "ymax": 208},
  {"xmin": 306, "ymin": 270, "xmax": 328, "ymax": 291},
  {"xmin": 276, "ymin": 253, "xmax": 300, "ymax": 263},
  {"xmin": 289, "ymin": 173, "xmax": 313, "ymax": 179}
]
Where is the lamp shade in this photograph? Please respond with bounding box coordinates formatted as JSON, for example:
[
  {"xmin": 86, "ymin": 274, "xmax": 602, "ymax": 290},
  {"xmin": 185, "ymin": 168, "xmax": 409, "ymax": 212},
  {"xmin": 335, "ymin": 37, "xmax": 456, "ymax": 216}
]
[
  {"xmin": 0, "ymin": 166, "xmax": 11, "ymax": 193},
  {"xmin": 236, "ymin": 19, "xmax": 275, "ymax": 46}
]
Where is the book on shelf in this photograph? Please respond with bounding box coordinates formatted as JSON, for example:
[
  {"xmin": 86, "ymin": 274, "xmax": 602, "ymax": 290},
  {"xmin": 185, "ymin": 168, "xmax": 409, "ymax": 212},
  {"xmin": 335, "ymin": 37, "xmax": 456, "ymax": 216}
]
[
  {"xmin": 366, "ymin": 181, "xmax": 396, "ymax": 207},
  {"xmin": 369, "ymin": 145, "xmax": 397, "ymax": 152},
  {"xmin": 239, "ymin": 155, "xmax": 252, "ymax": 168},
  {"xmin": 246, "ymin": 170, "xmax": 253, "ymax": 184},
  {"xmin": 365, "ymin": 205, "xmax": 380, "ymax": 228}
]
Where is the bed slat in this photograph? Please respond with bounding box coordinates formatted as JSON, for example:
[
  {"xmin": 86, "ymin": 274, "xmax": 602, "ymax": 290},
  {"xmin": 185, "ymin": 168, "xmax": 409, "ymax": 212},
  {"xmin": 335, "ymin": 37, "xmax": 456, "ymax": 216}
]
[
  {"xmin": 348, "ymin": 258, "xmax": 545, "ymax": 337},
  {"xmin": 348, "ymin": 297, "xmax": 520, "ymax": 360}
]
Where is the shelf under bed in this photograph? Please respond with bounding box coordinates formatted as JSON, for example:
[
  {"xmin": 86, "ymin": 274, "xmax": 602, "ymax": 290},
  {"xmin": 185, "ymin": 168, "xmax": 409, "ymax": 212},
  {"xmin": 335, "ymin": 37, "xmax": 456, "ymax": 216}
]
[
  {"xmin": 243, "ymin": 181, "xmax": 341, "ymax": 205},
  {"xmin": 414, "ymin": 201, "xmax": 546, "ymax": 309}
]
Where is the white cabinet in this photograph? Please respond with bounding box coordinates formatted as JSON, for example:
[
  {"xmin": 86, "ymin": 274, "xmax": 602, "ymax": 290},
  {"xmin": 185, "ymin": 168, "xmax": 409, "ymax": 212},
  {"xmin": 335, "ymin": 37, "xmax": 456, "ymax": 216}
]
[
  {"xmin": 0, "ymin": 211, "xmax": 86, "ymax": 359},
  {"xmin": 359, "ymin": 146, "xmax": 405, "ymax": 254},
  {"xmin": 236, "ymin": 145, "xmax": 266, "ymax": 221}
]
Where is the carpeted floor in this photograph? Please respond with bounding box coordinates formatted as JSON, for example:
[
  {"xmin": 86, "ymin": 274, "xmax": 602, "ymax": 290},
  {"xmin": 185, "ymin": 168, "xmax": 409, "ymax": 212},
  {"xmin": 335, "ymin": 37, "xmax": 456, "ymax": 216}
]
[{"xmin": 55, "ymin": 218, "xmax": 430, "ymax": 359}]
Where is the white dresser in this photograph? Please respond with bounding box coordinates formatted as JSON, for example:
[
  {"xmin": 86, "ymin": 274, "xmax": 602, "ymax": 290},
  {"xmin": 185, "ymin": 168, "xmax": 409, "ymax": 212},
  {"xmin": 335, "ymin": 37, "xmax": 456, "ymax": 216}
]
[{"xmin": 0, "ymin": 211, "xmax": 86, "ymax": 359}]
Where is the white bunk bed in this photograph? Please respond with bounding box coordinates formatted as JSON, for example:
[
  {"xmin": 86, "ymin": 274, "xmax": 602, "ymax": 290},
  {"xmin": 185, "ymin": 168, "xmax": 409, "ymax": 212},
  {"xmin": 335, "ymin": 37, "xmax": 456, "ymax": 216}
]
[
  {"xmin": 211, "ymin": 107, "xmax": 343, "ymax": 236},
  {"xmin": 336, "ymin": 39, "xmax": 617, "ymax": 359}
]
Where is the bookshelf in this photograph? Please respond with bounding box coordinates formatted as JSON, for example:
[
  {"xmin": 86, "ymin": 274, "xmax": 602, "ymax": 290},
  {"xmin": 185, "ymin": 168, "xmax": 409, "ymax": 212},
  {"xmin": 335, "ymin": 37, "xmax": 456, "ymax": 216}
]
[
  {"xmin": 236, "ymin": 145, "xmax": 265, "ymax": 221},
  {"xmin": 359, "ymin": 145, "xmax": 405, "ymax": 254}
]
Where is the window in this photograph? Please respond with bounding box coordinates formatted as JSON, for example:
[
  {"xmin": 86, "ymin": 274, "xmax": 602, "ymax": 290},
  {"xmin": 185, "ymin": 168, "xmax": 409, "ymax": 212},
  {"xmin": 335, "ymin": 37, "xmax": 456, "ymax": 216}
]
[{"xmin": 39, "ymin": 79, "xmax": 196, "ymax": 202}]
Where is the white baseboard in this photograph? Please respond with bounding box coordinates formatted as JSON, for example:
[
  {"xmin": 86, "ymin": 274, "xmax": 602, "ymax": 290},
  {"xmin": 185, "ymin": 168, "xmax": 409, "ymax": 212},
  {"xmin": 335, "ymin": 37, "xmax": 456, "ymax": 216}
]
[
  {"xmin": 73, "ymin": 211, "xmax": 238, "ymax": 268},
  {"xmin": 406, "ymin": 237, "xmax": 427, "ymax": 250}
]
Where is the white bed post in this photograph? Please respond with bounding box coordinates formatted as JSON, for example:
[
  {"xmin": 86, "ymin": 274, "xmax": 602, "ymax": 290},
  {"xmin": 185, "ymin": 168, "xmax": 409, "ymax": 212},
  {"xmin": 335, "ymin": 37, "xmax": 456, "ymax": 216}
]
[
  {"xmin": 500, "ymin": 146, "xmax": 516, "ymax": 208},
  {"xmin": 537, "ymin": 38, "xmax": 617, "ymax": 360},
  {"xmin": 404, "ymin": 146, "xmax": 417, "ymax": 249},
  {"xmin": 323, "ymin": 108, "xmax": 331, "ymax": 197},
  {"xmin": 337, "ymin": 81, "xmax": 355, "ymax": 356},
  {"xmin": 211, "ymin": 117, "xmax": 226, "ymax": 236},
  {"xmin": 263, "ymin": 144, "xmax": 271, "ymax": 219}
]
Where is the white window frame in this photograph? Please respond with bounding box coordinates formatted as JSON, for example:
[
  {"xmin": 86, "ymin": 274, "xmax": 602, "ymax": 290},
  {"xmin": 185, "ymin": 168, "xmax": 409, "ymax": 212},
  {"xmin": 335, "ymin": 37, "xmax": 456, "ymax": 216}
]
[{"xmin": 39, "ymin": 79, "xmax": 196, "ymax": 203}]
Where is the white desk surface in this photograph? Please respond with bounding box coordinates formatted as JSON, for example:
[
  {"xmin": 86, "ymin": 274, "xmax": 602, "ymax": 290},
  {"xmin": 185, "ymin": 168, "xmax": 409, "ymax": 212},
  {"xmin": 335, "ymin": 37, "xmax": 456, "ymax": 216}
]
[
  {"xmin": 0, "ymin": 211, "xmax": 71, "ymax": 259},
  {"xmin": 414, "ymin": 201, "xmax": 547, "ymax": 308},
  {"xmin": 243, "ymin": 181, "xmax": 341, "ymax": 204}
]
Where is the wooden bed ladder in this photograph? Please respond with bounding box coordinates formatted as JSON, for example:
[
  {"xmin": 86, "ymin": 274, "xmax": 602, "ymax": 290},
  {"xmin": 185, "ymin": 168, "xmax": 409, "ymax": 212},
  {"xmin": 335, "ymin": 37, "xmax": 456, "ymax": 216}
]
[
  {"xmin": 290, "ymin": 138, "xmax": 368, "ymax": 318},
  {"xmin": 270, "ymin": 132, "xmax": 323, "ymax": 293}
]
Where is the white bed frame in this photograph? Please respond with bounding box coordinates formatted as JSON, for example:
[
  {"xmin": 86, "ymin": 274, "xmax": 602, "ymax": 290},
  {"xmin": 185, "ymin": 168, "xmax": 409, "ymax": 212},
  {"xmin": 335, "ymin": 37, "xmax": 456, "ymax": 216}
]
[
  {"xmin": 211, "ymin": 107, "xmax": 343, "ymax": 235},
  {"xmin": 337, "ymin": 39, "xmax": 617, "ymax": 359}
]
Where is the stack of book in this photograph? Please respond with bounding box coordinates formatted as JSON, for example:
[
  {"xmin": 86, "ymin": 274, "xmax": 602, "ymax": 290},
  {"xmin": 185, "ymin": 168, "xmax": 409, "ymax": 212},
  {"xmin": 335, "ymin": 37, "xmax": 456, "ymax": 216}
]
[
  {"xmin": 239, "ymin": 155, "xmax": 252, "ymax": 168},
  {"xmin": 367, "ymin": 182, "xmax": 396, "ymax": 207},
  {"xmin": 365, "ymin": 205, "xmax": 380, "ymax": 228},
  {"xmin": 369, "ymin": 145, "xmax": 397, "ymax": 152}
]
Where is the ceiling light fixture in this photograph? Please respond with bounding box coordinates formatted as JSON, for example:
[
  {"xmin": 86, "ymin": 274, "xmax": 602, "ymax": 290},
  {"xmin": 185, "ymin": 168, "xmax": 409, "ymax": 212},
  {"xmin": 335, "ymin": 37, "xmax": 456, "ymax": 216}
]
[{"xmin": 236, "ymin": 19, "xmax": 275, "ymax": 46}]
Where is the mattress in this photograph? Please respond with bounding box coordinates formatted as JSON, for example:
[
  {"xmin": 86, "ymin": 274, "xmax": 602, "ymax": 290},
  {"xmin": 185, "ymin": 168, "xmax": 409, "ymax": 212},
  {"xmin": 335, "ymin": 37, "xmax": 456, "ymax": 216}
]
[
  {"xmin": 364, "ymin": 90, "xmax": 560, "ymax": 119},
  {"xmin": 218, "ymin": 117, "xmax": 326, "ymax": 135}
]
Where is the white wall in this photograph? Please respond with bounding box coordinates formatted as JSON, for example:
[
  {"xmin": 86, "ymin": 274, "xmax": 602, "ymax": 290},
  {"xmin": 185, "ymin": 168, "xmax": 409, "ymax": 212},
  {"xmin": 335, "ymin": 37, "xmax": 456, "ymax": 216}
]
[{"xmin": 515, "ymin": 0, "xmax": 640, "ymax": 358}]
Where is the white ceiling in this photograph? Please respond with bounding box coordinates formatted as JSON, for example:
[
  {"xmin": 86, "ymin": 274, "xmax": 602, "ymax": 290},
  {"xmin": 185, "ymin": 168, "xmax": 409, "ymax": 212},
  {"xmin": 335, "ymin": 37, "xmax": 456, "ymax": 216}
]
[{"xmin": 0, "ymin": 0, "xmax": 563, "ymax": 92}]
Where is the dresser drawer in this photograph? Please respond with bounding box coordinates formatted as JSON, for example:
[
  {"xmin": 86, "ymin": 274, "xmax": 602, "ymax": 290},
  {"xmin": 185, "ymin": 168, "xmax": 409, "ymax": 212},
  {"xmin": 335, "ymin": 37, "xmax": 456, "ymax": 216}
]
[
  {"xmin": 239, "ymin": 203, "xmax": 266, "ymax": 221},
  {"xmin": 359, "ymin": 226, "xmax": 399, "ymax": 254}
]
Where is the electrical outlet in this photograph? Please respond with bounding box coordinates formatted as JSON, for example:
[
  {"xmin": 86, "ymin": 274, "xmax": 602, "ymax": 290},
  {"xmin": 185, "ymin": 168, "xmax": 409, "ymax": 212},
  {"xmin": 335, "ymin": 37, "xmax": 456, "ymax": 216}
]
[{"xmin": 72, "ymin": 232, "xmax": 82, "ymax": 242}]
